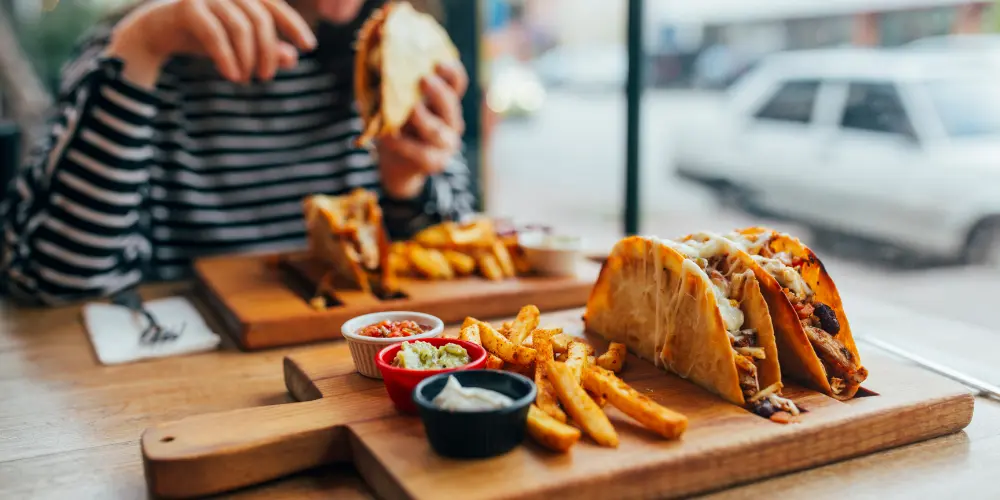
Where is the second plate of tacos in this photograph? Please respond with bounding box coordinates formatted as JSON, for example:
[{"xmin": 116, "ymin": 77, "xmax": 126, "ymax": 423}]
[
  {"xmin": 585, "ymin": 233, "xmax": 799, "ymax": 420},
  {"xmin": 725, "ymin": 227, "xmax": 868, "ymax": 400}
]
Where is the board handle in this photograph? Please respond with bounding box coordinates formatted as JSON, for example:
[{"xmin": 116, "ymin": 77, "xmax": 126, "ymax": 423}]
[{"xmin": 142, "ymin": 398, "xmax": 352, "ymax": 499}]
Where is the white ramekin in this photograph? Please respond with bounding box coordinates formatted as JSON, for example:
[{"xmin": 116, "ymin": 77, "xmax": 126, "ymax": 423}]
[
  {"xmin": 341, "ymin": 311, "xmax": 445, "ymax": 379},
  {"xmin": 518, "ymin": 232, "xmax": 584, "ymax": 277}
]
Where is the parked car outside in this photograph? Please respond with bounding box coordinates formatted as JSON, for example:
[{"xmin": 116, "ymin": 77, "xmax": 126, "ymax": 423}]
[{"xmin": 673, "ymin": 48, "xmax": 1000, "ymax": 266}]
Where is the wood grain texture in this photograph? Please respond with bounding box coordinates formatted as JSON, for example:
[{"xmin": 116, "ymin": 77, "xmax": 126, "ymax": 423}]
[
  {"xmin": 141, "ymin": 309, "xmax": 974, "ymax": 499},
  {"xmin": 195, "ymin": 253, "xmax": 597, "ymax": 350},
  {"xmin": 2, "ymin": 287, "xmax": 996, "ymax": 500}
]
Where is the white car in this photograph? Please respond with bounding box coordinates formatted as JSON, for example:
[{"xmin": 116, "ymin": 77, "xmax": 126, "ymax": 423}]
[{"xmin": 674, "ymin": 48, "xmax": 1000, "ymax": 265}]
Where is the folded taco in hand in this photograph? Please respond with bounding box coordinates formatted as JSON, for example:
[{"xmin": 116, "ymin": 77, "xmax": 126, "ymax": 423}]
[
  {"xmin": 354, "ymin": 1, "xmax": 460, "ymax": 147},
  {"xmin": 585, "ymin": 233, "xmax": 799, "ymax": 418},
  {"xmin": 303, "ymin": 189, "xmax": 397, "ymax": 296},
  {"xmin": 725, "ymin": 227, "xmax": 868, "ymax": 400}
]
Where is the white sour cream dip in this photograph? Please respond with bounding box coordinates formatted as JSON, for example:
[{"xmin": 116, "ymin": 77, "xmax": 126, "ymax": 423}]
[{"xmin": 432, "ymin": 375, "xmax": 515, "ymax": 411}]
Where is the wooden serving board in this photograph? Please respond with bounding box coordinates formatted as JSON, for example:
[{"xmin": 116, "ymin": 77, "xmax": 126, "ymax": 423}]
[
  {"xmin": 141, "ymin": 310, "xmax": 975, "ymax": 499},
  {"xmin": 195, "ymin": 253, "xmax": 598, "ymax": 350}
]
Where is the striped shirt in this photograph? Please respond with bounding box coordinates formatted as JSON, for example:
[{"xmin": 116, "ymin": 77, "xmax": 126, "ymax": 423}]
[{"xmin": 0, "ymin": 18, "xmax": 474, "ymax": 305}]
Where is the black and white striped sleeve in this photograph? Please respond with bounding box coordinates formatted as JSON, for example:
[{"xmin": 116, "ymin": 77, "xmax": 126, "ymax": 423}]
[
  {"xmin": 0, "ymin": 34, "xmax": 159, "ymax": 305},
  {"xmin": 380, "ymin": 150, "xmax": 476, "ymax": 240}
]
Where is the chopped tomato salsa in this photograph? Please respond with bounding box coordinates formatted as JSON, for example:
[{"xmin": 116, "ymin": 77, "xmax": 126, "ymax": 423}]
[{"xmin": 357, "ymin": 320, "xmax": 431, "ymax": 338}]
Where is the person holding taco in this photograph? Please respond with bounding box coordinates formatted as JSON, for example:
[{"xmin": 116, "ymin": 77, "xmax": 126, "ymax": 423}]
[{"xmin": 0, "ymin": 0, "xmax": 472, "ymax": 305}]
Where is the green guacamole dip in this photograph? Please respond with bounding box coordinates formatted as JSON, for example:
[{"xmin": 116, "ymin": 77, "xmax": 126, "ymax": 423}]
[{"xmin": 392, "ymin": 341, "xmax": 470, "ymax": 370}]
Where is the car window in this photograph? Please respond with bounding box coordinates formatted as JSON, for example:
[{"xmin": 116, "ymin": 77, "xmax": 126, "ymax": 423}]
[
  {"xmin": 840, "ymin": 82, "xmax": 916, "ymax": 137},
  {"xmin": 753, "ymin": 80, "xmax": 819, "ymax": 123}
]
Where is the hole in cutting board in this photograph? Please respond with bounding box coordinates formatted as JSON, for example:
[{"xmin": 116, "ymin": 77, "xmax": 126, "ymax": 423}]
[{"xmin": 161, "ymin": 436, "xmax": 174, "ymax": 443}]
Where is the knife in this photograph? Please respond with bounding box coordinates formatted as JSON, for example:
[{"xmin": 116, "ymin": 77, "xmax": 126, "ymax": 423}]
[{"xmin": 858, "ymin": 336, "xmax": 1000, "ymax": 402}]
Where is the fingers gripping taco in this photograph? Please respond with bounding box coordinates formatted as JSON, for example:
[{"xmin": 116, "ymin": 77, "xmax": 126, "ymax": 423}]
[
  {"xmin": 303, "ymin": 189, "xmax": 397, "ymax": 296},
  {"xmin": 585, "ymin": 233, "xmax": 798, "ymax": 417},
  {"xmin": 725, "ymin": 227, "xmax": 868, "ymax": 400},
  {"xmin": 354, "ymin": 1, "xmax": 460, "ymax": 147}
]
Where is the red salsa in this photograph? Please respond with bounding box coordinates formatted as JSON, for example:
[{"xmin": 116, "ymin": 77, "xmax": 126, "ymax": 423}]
[{"xmin": 357, "ymin": 320, "xmax": 432, "ymax": 339}]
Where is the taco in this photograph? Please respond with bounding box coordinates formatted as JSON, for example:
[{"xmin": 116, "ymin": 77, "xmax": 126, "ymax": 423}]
[
  {"xmin": 302, "ymin": 189, "xmax": 397, "ymax": 296},
  {"xmin": 725, "ymin": 227, "xmax": 868, "ymax": 400},
  {"xmin": 585, "ymin": 233, "xmax": 799, "ymax": 418},
  {"xmin": 354, "ymin": 1, "xmax": 460, "ymax": 147}
]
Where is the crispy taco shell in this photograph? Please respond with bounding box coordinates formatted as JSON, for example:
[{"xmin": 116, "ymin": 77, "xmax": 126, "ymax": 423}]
[
  {"xmin": 303, "ymin": 189, "xmax": 397, "ymax": 296},
  {"xmin": 354, "ymin": 1, "xmax": 460, "ymax": 147},
  {"xmin": 728, "ymin": 227, "xmax": 866, "ymax": 400},
  {"xmin": 584, "ymin": 234, "xmax": 781, "ymax": 407}
]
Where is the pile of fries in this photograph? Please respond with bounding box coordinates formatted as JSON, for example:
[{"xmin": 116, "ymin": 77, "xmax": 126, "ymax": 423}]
[
  {"xmin": 458, "ymin": 305, "xmax": 689, "ymax": 452},
  {"xmin": 391, "ymin": 219, "xmax": 532, "ymax": 281}
]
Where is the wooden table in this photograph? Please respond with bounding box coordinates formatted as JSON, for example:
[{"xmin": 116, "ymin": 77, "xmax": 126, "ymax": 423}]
[{"xmin": 1, "ymin": 282, "xmax": 998, "ymax": 499}]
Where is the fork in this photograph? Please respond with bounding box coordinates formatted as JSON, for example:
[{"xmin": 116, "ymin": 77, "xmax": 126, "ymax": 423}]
[{"xmin": 111, "ymin": 288, "xmax": 182, "ymax": 344}]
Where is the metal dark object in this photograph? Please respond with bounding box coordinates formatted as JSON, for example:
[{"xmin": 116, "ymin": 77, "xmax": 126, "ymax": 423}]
[
  {"xmin": 0, "ymin": 120, "xmax": 19, "ymax": 207},
  {"xmin": 442, "ymin": 0, "xmax": 483, "ymax": 211},
  {"xmin": 112, "ymin": 288, "xmax": 182, "ymax": 344},
  {"xmin": 624, "ymin": 0, "xmax": 644, "ymax": 235}
]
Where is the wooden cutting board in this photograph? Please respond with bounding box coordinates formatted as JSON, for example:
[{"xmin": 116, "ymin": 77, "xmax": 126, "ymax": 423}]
[
  {"xmin": 141, "ymin": 310, "xmax": 974, "ymax": 499},
  {"xmin": 195, "ymin": 253, "xmax": 598, "ymax": 350}
]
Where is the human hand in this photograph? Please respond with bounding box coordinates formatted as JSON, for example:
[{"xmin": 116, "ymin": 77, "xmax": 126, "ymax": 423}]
[
  {"xmin": 107, "ymin": 0, "xmax": 317, "ymax": 87},
  {"xmin": 377, "ymin": 62, "xmax": 469, "ymax": 200}
]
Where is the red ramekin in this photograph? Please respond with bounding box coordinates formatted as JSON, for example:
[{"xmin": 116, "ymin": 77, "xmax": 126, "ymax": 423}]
[{"xmin": 375, "ymin": 338, "xmax": 488, "ymax": 414}]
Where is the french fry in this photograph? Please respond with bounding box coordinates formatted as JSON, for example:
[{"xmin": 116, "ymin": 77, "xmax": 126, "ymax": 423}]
[
  {"xmin": 546, "ymin": 361, "xmax": 618, "ymax": 447},
  {"xmin": 479, "ymin": 321, "xmax": 535, "ymax": 365},
  {"xmin": 551, "ymin": 333, "xmax": 571, "ymax": 353},
  {"xmin": 443, "ymin": 249, "xmax": 476, "ymax": 276},
  {"xmin": 507, "ymin": 305, "xmax": 540, "ymax": 344},
  {"xmin": 597, "ymin": 342, "xmax": 627, "ymax": 373},
  {"xmin": 477, "ymin": 253, "xmax": 504, "ymax": 281},
  {"xmin": 527, "ymin": 405, "xmax": 580, "ymax": 453},
  {"xmin": 565, "ymin": 341, "xmax": 593, "ymax": 382},
  {"xmin": 492, "ymin": 240, "xmax": 517, "ymax": 278},
  {"xmin": 583, "ymin": 365, "xmax": 688, "ymax": 440},
  {"xmin": 533, "ymin": 329, "xmax": 567, "ymax": 422},
  {"xmin": 389, "ymin": 242, "xmax": 412, "ymax": 276},
  {"xmin": 459, "ymin": 321, "xmax": 504, "ymax": 369},
  {"xmin": 461, "ymin": 316, "xmax": 478, "ymax": 331},
  {"xmin": 409, "ymin": 246, "xmax": 454, "ymax": 279},
  {"xmin": 508, "ymin": 244, "xmax": 534, "ymax": 275},
  {"xmin": 505, "ymin": 361, "xmax": 535, "ymax": 378}
]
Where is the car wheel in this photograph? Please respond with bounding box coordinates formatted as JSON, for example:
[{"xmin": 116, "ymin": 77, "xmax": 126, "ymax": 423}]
[{"xmin": 964, "ymin": 219, "xmax": 1000, "ymax": 268}]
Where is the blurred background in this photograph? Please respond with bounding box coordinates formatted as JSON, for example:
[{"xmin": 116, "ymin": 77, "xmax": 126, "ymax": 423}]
[{"xmin": 2, "ymin": 0, "xmax": 1000, "ymax": 329}]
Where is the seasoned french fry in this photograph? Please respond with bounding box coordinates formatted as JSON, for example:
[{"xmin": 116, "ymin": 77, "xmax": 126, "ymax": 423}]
[
  {"xmin": 507, "ymin": 305, "xmax": 540, "ymax": 344},
  {"xmin": 546, "ymin": 361, "xmax": 618, "ymax": 447},
  {"xmin": 551, "ymin": 333, "xmax": 571, "ymax": 353},
  {"xmin": 583, "ymin": 365, "xmax": 688, "ymax": 439},
  {"xmin": 505, "ymin": 361, "xmax": 535, "ymax": 378},
  {"xmin": 597, "ymin": 342, "xmax": 627, "ymax": 373},
  {"xmin": 413, "ymin": 223, "xmax": 451, "ymax": 248},
  {"xmin": 409, "ymin": 246, "xmax": 454, "ymax": 279},
  {"xmin": 492, "ymin": 240, "xmax": 517, "ymax": 278},
  {"xmin": 527, "ymin": 405, "xmax": 580, "ymax": 453},
  {"xmin": 508, "ymin": 244, "xmax": 533, "ymax": 275},
  {"xmin": 533, "ymin": 329, "xmax": 567, "ymax": 423},
  {"xmin": 389, "ymin": 242, "xmax": 412, "ymax": 276},
  {"xmin": 477, "ymin": 253, "xmax": 504, "ymax": 281},
  {"xmin": 443, "ymin": 249, "xmax": 476, "ymax": 276},
  {"xmin": 565, "ymin": 341, "xmax": 593, "ymax": 382},
  {"xmin": 479, "ymin": 321, "xmax": 536, "ymax": 365},
  {"xmin": 459, "ymin": 321, "xmax": 504, "ymax": 369},
  {"xmin": 458, "ymin": 323, "xmax": 481, "ymax": 344},
  {"xmin": 461, "ymin": 316, "xmax": 478, "ymax": 331}
]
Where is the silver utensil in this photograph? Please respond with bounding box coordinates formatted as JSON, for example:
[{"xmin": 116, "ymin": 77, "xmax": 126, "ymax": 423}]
[
  {"xmin": 111, "ymin": 289, "xmax": 182, "ymax": 344},
  {"xmin": 858, "ymin": 336, "xmax": 1000, "ymax": 402}
]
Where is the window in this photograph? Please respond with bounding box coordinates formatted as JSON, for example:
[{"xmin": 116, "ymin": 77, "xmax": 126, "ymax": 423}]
[
  {"xmin": 925, "ymin": 79, "xmax": 1000, "ymax": 137},
  {"xmin": 840, "ymin": 82, "xmax": 916, "ymax": 137},
  {"xmin": 754, "ymin": 80, "xmax": 819, "ymax": 123}
]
